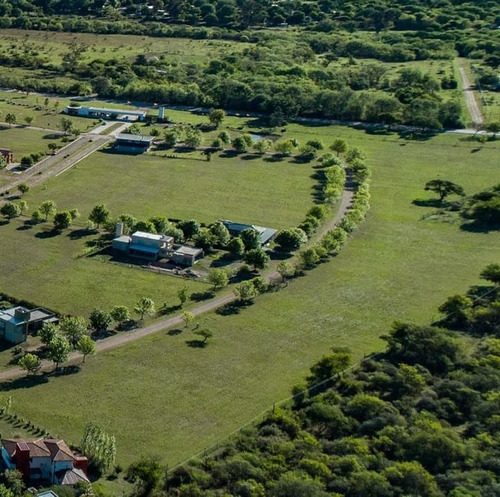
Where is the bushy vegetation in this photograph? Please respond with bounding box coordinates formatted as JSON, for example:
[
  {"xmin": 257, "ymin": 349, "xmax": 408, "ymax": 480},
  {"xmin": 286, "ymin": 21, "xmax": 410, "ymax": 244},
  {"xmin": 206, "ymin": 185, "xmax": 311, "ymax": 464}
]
[{"xmin": 155, "ymin": 268, "xmax": 500, "ymax": 496}]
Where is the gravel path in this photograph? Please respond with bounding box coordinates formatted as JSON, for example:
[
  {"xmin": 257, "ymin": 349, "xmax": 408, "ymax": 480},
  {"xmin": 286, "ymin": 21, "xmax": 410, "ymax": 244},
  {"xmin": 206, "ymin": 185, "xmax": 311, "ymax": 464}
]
[{"xmin": 458, "ymin": 58, "xmax": 484, "ymax": 128}]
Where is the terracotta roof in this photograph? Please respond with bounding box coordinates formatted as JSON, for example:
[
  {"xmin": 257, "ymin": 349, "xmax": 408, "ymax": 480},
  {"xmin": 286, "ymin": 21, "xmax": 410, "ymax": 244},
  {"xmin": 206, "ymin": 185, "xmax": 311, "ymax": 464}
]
[
  {"xmin": 1, "ymin": 438, "xmax": 76, "ymax": 461},
  {"xmin": 44, "ymin": 439, "xmax": 76, "ymax": 462},
  {"xmin": 56, "ymin": 468, "xmax": 90, "ymax": 485}
]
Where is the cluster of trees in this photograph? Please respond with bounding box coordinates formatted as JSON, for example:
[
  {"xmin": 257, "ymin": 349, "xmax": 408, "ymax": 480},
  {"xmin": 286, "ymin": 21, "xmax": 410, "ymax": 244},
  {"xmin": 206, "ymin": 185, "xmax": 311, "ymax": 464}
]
[
  {"xmin": 423, "ymin": 181, "xmax": 500, "ymax": 229},
  {"xmin": 460, "ymin": 184, "xmax": 500, "ymax": 228},
  {"xmin": 18, "ymin": 318, "xmax": 96, "ymax": 374},
  {"xmin": 150, "ymin": 265, "xmax": 500, "ymax": 496},
  {"xmin": 29, "ymin": 199, "xmax": 80, "ymax": 231},
  {"xmin": 0, "ymin": 26, "xmax": 471, "ymax": 129},
  {"xmin": 0, "ymin": 0, "xmax": 498, "ymax": 35}
]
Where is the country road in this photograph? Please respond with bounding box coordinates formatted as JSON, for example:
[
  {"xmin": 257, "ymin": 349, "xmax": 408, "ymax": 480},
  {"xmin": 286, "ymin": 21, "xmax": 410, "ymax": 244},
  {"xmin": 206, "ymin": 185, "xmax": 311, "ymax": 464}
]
[
  {"xmin": 0, "ymin": 120, "xmax": 132, "ymax": 199},
  {"xmin": 0, "ymin": 181, "xmax": 355, "ymax": 381},
  {"xmin": 458, "ymin": 58, "xmax": 484, "ymax": 128}
]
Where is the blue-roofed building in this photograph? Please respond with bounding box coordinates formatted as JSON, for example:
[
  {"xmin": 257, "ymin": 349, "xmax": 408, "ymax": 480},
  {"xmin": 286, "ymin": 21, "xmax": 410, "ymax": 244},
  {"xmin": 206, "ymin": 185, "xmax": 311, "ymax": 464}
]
[{"xmin": 221, "ymin": 220, "xmax": 277, "ymax": 246}]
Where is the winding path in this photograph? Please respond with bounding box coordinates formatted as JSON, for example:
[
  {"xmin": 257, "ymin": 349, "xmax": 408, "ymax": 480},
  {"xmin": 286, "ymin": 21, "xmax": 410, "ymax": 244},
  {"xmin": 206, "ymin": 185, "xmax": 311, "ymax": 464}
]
[{"xmin": 0, "ymin": 182, "xmax": 355, "ymax": 382}]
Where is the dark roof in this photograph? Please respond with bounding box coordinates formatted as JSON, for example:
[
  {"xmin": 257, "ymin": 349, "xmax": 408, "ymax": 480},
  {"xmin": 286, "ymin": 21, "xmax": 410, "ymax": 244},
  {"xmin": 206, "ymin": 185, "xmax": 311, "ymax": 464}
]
[{"xmin": 221, "ymin": 220, "xmax": 277, "ymax": 245}]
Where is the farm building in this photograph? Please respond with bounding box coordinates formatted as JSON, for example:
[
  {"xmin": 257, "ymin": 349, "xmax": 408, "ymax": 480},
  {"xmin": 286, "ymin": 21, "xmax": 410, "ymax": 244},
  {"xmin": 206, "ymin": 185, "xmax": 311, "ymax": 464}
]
[
  {"xmin": 0, "ymin": 148, "xmax": 13, "ymax": 163},
  {"xmin": 222, "ymin": 220, "xmax": 277, "ymax": 246},
  {"xmin": 1, "ymin": 438, "xmax": 89, "ymax": 485},
  {"xmin": 0, "ymin": 306, "xmax": 57, "ymax": 344},
  {"xmin": 114, "ymin": 134, "xmax": 154, "ymax": 153},
  {"xmin": 65, "ymin": 105, "xmax": 147, "ymax": 122},
  {"xmin": 171, "ymin": 246, "xmax": 204, "ymax": 266},
  {"xmin": 112, "ymin": 225, "xmax": 203, "ymax": 266}
]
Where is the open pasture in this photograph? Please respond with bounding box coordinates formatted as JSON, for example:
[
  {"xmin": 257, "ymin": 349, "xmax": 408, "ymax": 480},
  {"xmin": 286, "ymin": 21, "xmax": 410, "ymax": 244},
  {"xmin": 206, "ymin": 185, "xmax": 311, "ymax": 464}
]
[
  {"xmin": 0, "ymin": 219, "xmax": 207, "ymax": 317},
  {"xmin": 23, "ymin": 146, "xmax": 316, "ymax": 229},
  {"xmin": 4, "ymin": 125, "xmax": 499, "ymax": 468}
]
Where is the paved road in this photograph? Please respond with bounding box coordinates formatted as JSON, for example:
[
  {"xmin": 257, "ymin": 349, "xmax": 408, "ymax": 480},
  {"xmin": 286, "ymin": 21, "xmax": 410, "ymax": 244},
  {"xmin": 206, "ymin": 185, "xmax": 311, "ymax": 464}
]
[
  {"xmin": 458, "ymin": 58, "xmax": 484, "ymax": 128},
  {"xmin": 0, "ymin": 132, "xmax": 112, "ymax": 198},
  {"xmin": 0, "ymin": 182, "xmax": 355, "ymax": 381}
]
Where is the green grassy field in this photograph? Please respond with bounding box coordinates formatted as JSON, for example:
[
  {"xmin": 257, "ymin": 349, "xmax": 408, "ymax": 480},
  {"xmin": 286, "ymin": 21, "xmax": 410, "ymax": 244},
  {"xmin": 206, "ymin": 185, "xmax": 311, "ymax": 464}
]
[
  {"xmin": 3, "ymin": 125, "xmax": 498, "ymax": 473},
  {"xmin": 0, "ymin": 219, "xmax": 207, "ymax": 317},
  {"xmin": 23, "ymin": 147, "xmax": 315, "ymax": 228},
  {"xmin": 0, "ymin": 91, "xmax": 103, "ymax": 131}
]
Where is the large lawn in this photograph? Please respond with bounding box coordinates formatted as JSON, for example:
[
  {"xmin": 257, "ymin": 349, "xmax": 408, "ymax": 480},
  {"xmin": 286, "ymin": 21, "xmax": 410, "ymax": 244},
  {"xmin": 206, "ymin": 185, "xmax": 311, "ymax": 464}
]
[
  {"xmin": 3, "ymin": 126, "xmax": 499, "ymax": 472},
  {"xmin": 24, "ymin": 148, "xmax": 316, "ymax": 229},
  {"xmin": 0, "ymin": 220, "xmax": 207, "ymax": 317}
]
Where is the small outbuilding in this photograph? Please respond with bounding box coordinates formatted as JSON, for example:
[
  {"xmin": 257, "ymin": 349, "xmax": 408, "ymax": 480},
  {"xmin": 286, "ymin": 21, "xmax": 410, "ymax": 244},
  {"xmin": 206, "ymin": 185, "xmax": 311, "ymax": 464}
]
[
  {"xmin": 114, "ymin": 134, "xmax": 154, "ymax": 153},
  {"xmin": 171, "ymin": 246, "xmax": 204, "ymax": 266}
]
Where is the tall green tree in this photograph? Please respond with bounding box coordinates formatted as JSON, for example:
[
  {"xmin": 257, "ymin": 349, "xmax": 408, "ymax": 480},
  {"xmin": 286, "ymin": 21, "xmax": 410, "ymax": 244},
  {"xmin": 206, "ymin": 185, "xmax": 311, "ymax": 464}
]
[
  {"xmin": 134, "ymin": 297, "xmax": 156, "ymax": 320},
  {"xmin": 89, "ymin": 204, "xmax": 111, "ymax": 228},
  {"xmin": 425, "ymin": 179, "xmax": 465, "ymax": 202},
  {"xmin": 46, "ymin": 333, "xmax": 71, "ymax": 370}
]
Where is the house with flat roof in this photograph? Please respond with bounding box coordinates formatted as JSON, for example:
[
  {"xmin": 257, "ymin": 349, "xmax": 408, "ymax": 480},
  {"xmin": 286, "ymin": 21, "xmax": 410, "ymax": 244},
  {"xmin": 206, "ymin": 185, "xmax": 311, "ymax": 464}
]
[
  {"xmin": 112, "ymin": 225, "xmax": 203, "ymax": 266},
  {"xmin": 114, "ymin": 134, "xmax": 154, "ymax": 153},
  {"xmin": 1, "ymin": 438, "xmax": 89, "ymax": 485},
  {"xmin": 112, "ymin": 230, "xmax": 174, "ymax": 260},
  {"xmin": 65, "ymin": 105, "xmax": 147, "ymax": 122},
  {"xmin": 0, "ymin": 307, "xmax": 57, "ymax": 344},
  {"xmin": 221, "ymin": 220, "xmax": 277, "ymax": 246}
]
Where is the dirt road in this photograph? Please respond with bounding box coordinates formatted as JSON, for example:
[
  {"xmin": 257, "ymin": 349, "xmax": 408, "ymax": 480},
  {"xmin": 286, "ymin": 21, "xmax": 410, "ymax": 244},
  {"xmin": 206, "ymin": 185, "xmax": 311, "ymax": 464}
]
[{"xmin": 458, "ymin": 58, "xmax": 484, "ymax": 128}]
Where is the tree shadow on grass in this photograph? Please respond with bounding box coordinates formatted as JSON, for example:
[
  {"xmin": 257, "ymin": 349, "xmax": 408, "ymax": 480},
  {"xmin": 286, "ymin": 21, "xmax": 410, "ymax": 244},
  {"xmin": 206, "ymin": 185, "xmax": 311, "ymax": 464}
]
[
  {"xmin": 190, "ymin": 290, "xmax": 215, "ymax": 302},
  {"xmin": 68, "ymin": 228, "xmax": 96, "ymax": 240},
  {"xmin": 158, "ymin": 304, "xmax": 181, "ymax": 316},
  {"xmin": 216, "ymin": 300, "xmax": 251, "ymax": 316},
  {"xmin": 219, "ymin": 150, "xmax": 239, "ymax": 159},
  {"xmin": 35, "ymin": 229, "xmax": 59, "ymax": 239},
  {"xmin": 460, "ymin": 221, "xmax": 499, "ymax": 233},
  {"xmin": 167, "ymin": 328, "xmax": 183, "ymax": 336},
  {"xmin": 16, "ymin": 224, "xmax": 32, "ymax": 231},
  {"xmin": 263, "ymin": 155, "xmax": 285, "ymax": 163},
  {"xmin": 241, "ymin": 154, "xmax": 260, "ymax": 161},
  {"xmin": 398, "ymin": 130, "xmax": 437, "ymax": 141},
  {"xmin": 116, "ymin": 320, "xmax": 139, "ymax": 332},
  {"xmin": 185, "ymin": 339, "xmax": 207, "ymax": 348},
  {"xmin": 471, "ymin": 148, "xmax": 482, "ymax": 153},
  {"xmin": 412, "ymin": 198, "xmax": 447, "ymax": 208},
  {"xmin": 0, "ymin": 220, "xmax": 10, "ymax": 227},
  {"xmin": 1, "ymin": 374, "xmax": 50, "ymax": 391}
]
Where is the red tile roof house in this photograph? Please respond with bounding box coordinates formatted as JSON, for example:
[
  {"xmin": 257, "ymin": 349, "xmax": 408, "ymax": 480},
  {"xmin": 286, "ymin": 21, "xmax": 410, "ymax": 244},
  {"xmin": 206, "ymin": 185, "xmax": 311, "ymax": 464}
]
[{"xmin": 1, "ymin": 438, "xmax": 89, "ymax": 486}]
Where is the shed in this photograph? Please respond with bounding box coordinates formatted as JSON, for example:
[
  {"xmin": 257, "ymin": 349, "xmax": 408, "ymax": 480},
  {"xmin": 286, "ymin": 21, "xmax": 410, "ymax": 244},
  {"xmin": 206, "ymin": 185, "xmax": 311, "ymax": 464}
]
[{"xmin": 171, "ymin": 246, "xmax": 204, "ymax": 266}]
